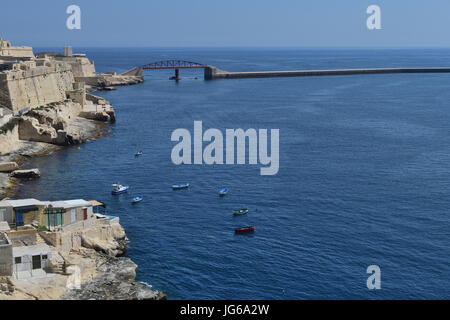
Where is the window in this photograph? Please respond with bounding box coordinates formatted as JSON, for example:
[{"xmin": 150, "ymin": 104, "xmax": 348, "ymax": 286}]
[
  {"xmin": 42, "ymin": 255, "xmax": 48, "ymax": 260},
  {"xmin": 15, "ymin": 257, "xmax": 21, "ymax": 264}
]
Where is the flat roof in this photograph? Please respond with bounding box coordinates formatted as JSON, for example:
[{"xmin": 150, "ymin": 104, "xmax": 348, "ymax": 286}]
[
  {"xmin": 50, "ymin": 199, "xmax": 92, "ymax": 208},
  {"xmin": 89, "ymin": 200, "xmax": 104, "ymax": 207},
  {"xmin": 0, "ymin": 200, "xmax": 10, "ymax": 207},
  {"xmin": 1, "ymin": 199, "xmax": 92, "ymax": 209},
  {"xmin": 2, "ymin": 199, "xmax": 43, "ymax": 207},
  {"xmin": 12, "ymin": 243, "xmax": 51, "ymax": 257}
]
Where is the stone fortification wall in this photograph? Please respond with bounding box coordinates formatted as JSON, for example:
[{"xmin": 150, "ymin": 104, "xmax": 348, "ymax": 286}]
[
  {"xmin": 0, "ymin": 38, "xmax": 34, "ymax": 59},
  {"xmin": 54, "ymin": 56, "xmax": 96, "ymax": 78},
  {"xmin": 0, "ymin": 63, "xmax": 74, "ymax": 113}
]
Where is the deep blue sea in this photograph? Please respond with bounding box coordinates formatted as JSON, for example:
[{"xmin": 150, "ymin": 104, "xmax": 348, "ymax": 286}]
[{"xmin": 17, "ymin": 48, "xmax": 450, "ymax": 299}]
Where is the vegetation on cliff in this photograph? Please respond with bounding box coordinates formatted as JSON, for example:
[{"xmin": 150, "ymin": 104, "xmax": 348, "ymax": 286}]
[{"xmin": 0, "ymin": 117, "xmax": 19, "ymax": 134}]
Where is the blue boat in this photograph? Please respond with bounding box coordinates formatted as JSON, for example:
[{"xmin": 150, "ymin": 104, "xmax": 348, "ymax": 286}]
[
  {"xmin": 112, "ymin": 183, "xmax": 129, "ymax": 195},
  {"xmin": 132, "ymin": 196, "xmax": 143, "ymax": 204},
  {"xmin": 219, "ymin": 188, "xmax": 228, "ymax": 196},
  {"xmin": 172, "ymin": 183, "xmax": 189, "ymax": 190}
]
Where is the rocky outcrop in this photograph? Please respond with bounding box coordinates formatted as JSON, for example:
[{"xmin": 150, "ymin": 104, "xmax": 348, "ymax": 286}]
[
  {"xmin": 62, "ymin": 254, "xmax": 165, "ymax": 300},
  {"xmin": 15, "ymin": 100, "xmax": 114, "ymax": 146},
  {"xmin": 80, "ymin": 219, "xmax": 127, "ymax": 257},
  {"xmin": 0, "ymin": 277, "xmax": 15, "ymax": 296},
  {"xmin": 10, "ymin": 169, "xmax": 41, "ymax": 179},
  {"xmin": 0, "ymin": 218, "xmax": 163, "ymax": 300},
  {"xmin": 18, "ymin": 116, "xmax": 58, "ymax": 143},
  {"xmin": 0, "ymin": 162, "xmax": 19, "ymax": 172},
  {"xmin": 78, "ymin": 68, "xmax": 144, "ymax": 90},
  {"xmin": 39, "ymin": 217, "xmax": 127, "ymax": 256}
]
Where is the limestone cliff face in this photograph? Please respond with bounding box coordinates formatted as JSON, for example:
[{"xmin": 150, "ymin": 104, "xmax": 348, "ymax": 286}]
[
  {"xmin": 39, "ymin": 217, "xmax": 128, "ymax": 257},
  {"xmin": 61, "ymin": 253, "xmax": 165, "ymax": 300},
  {"xmin": 0, "ymin": 125, "xmax": 20, "ymax": 156},
  {"xmin": 0, "ymin": 98, "xmax": 115, "ymax": 156},
  {"xmin": 18, "ymin": 101, "xmax": 87, "ymax": 146}
]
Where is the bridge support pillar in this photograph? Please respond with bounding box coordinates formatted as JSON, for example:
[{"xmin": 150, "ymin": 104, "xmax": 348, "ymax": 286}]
[{"xmin": 170, "ymin": 68, "xmax": 181, "ymax": 81}]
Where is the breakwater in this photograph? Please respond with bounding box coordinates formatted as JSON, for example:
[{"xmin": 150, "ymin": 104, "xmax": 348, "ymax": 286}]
[{"xmin": 204, "ymin": 66, "xmax": 450, "ymax": 80}]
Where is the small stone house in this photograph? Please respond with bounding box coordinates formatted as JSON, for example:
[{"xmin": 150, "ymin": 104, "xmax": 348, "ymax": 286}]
[
  {"xmin": 0, "ymin": 198, "xmax": 94, "ymax": 230},
  {"xmin": 12, "ymin": 243, "xmax": 52, "ymax": 279},
  {"xmin": 44, "ymin": 199, "xmax": 94, "ymax": 230},
  {"xmin": 0, "ymin": 199, "xmax": 47, "ymax": 227}
]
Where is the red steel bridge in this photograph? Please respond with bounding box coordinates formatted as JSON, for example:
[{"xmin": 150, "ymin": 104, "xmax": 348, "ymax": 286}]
[{"xmin": 140, "ymin": 60, "xmax": 211, "ymax": 80}]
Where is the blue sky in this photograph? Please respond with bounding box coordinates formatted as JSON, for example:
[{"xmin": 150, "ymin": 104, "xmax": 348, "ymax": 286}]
[{"xmin": 1, "ymin": 0, "xmax": 449, "ymax": 47}]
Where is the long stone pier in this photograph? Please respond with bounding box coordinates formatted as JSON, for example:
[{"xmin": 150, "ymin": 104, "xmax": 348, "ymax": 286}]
[{"xmin": 204, "ymin": 66, "xmax": 450, "ymax": 80}]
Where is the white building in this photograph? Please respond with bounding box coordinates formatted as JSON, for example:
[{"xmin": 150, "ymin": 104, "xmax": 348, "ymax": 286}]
[{"xmin": 12, "ymin": 243, "xmax": 52, "ymax": 280}]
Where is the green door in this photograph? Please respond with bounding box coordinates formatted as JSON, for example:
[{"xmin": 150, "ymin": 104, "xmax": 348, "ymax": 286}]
[{"xmin": 47, "ymin": 212, "xmax": 63, "ymax": 227}]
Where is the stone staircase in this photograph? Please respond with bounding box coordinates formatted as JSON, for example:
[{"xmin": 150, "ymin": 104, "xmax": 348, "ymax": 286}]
[{"xmin": 35, "ymin": 233, "xmax": 47, "ymax": 245}]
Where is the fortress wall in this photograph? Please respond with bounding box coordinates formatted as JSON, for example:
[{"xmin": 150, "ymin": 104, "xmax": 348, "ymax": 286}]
[
  {"xmin": 54, "ymin": 57, "xmax": 96, "ymax": 77},
  {"xmin": 0, "ymin": 46, "xmax": 34, "ymax": 58},
  {"xmin": 67, "ymin": 58, "xmax": 96, "ymax": 77},
  {"xmin": 0, "ymin": 64, "xmax": 74, "ymax": 113}
]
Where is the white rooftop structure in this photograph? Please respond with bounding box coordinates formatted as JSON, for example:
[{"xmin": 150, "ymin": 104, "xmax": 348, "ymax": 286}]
[
  {"xmin": 1, "ymin": 199, "xmax": 44, "ymax": 207},
  {"xmin": 50, "ymin": 199, "xmax": 92, "ymax": 208},
  {"xmin": 12, "ymin": 243, "xmax": 51, "ymax": 257}
]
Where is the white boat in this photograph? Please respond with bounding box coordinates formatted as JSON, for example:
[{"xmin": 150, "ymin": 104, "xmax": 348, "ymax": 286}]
[
  {"xmin": 172, "ymin": 183, "xmax": 189, "ymax": 190},
  {"xmin": 112, "ymin": 183, "xmax": 129, "ymax": 195}
]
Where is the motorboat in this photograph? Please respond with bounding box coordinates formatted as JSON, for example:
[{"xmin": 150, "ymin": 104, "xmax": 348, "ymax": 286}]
[{"xmin": 112, "ymin": 183, "xmax": 129, "ymax": 195}]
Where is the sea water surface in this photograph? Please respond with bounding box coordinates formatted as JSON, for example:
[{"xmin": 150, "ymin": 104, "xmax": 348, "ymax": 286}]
[{"xmin": 17, "ymin": 48, "xmax": 450, "ymax": 299}]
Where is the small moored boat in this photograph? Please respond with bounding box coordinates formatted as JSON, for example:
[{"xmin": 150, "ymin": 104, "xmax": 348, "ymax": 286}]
[
  {"xmin": 235, "ymin": 226, "xmax": 255, "ymax": 234},
  {"xmin": 132, "ymin": 196, "xmax": 143, "ymax": 204},
  {"xmin": 233, "ymin": 208, "xmax": 248, "ymax": 215},
  {"xmin": 135, "ymin": 151, "xmax": 143, "ymax": 157},
  {"xmin": 219, "ymin": 188, "xmax": 228, "ymax": 196},
  {"xmin": 112, "ymin": 183, "xmax": 129, "ymax": 195},
  {"xmin": 172, "ymin": 183, "xmax": 190, "ymax": 190}
]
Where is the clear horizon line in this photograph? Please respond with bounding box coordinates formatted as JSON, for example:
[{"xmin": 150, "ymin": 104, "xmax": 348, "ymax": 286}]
[{"xmin": 31, "ymin": 45, "xmax": 450, "ymax": 50}]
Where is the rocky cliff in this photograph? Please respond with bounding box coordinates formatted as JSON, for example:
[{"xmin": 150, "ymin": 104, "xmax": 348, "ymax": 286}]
[
  {"xmin": 0, "ymin": 97, "xmax": 115, "ymax": 197},
  {"xmin": 0, "ymin": 218, "xmax": 165, "ymax": 300}
]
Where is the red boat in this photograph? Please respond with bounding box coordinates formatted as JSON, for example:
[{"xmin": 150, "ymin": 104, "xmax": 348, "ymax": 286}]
[{"xmin": 235, "ymin": 226, "xmax": 255, "ymax": 233}]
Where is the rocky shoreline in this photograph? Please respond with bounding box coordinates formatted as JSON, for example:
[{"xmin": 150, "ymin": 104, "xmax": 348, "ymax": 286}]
[
  {"xmin": 0, "ymin": 218, "xmax": 165, "ymax": 300},
  {"xmin": 62, "ymin": 254, "xmax": 164, "ymax": 300},
  {"xmin": 0, "ymin": 95, "xmax": 112, "ymax": 198}
]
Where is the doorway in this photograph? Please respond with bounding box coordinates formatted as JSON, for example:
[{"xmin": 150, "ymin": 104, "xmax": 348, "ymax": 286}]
[{"xmin": 32, "ymin": 255, "xmax": 41, "ymax": 270}]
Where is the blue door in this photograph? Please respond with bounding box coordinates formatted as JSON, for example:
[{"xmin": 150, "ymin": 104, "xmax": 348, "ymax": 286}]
[{"xmin": 15, "ymin": 212, "xmax": 24, "ymax": 226}]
